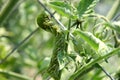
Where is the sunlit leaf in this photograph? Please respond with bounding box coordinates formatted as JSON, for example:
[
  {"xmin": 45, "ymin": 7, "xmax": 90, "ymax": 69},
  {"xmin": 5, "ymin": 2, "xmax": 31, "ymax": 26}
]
[
  {"xmin": 57, "ymin": 52, "xmax": 70, "ymax": 70},
  {"xmin": 61, "ymin": 56, "xmax": 76, "ymax": 80},
  {"xmin": 49, "ymin": 1, "xmax": 76, "ymax": 19},
  {"xmin": 77, "ymin": 0, "xmax": 99, "ymax": 18},
  {"xmin": 69, "ymin": 47, "xmax": 120, "ymax": 80},
  {"xmin": 73, "ymin": 29, "xmax": 110, "ymax": 56}
]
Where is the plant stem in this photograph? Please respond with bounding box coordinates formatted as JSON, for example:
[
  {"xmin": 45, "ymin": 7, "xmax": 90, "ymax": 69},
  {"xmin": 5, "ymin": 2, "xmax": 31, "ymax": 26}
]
[
  {"xmin": 0, "ymin": 69, "xmax": 31, "ymax": 80},
  {"xmin": 69, "ymin": 48, "xmax": 120, "ymax": 80},
  {"xmin": 96, "ymin": 63, "xmax": 115, "ymax": 80},
  {"xmin": 67, "ymin": 19, "xmax": 71, "ymax": 41},
  {"xmin": 106, "ymin": 0, "xmax": 120, "ymax": 20}
]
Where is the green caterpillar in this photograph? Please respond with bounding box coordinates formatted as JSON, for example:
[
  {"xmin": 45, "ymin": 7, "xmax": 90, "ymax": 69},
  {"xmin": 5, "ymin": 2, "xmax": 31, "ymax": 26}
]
[{"xmin": 37, "ymin": 12, "xmax": 67, "ymax": 80}]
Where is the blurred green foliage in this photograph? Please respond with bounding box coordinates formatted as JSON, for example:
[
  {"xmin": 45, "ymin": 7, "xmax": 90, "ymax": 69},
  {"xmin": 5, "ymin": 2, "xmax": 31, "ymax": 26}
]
[{"xmin": 0, "ymin": 0, "xmax": 120, "ymax": 80}]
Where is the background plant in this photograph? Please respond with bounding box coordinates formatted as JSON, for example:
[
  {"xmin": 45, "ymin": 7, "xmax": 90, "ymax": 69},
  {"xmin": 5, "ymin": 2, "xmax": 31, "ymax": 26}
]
[{"xmin": 0, "ymin": 0, "xmax": 120, "ymax": 80}]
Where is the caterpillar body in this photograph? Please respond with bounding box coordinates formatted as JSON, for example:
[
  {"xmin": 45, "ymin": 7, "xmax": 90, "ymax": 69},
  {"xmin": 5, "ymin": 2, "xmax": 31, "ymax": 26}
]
[{"xmin": 37, "ymin": 12, "xmax": 67, "ymax": 80}]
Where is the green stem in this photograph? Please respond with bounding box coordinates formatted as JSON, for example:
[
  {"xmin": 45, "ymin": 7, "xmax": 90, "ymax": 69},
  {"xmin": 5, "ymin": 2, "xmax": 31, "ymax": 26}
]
[
  {"xmin": 106, "ymin": 0, "xmax": 120, "ymax": 20},
  {"xmin": 96, "ymin": 64, "xmax": 114, "ymax": 80},
  {"xmin": 67, "ymin": 19, "xmax": 71, "ymax": 41},
  {"xmin": 0, "ymin": 69, "xmax": 31, "ymax": 80},
  {"xmin": 69, "ymin": 48, "xmax": 120, "ymax": 80},
  {"xmin": 0, "ymin": 0, "xmax": 22, "ymax": 25}
]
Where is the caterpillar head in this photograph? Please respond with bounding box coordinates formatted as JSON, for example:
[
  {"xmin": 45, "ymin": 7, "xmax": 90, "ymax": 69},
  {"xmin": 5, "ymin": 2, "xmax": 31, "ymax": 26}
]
[
  {"xmin": 37, "ymin": 12, "xmax": 50, "ymax": 29},
  {"xmin": 37, "ymin": 12, "xmax": 60, "ymax": 34}
]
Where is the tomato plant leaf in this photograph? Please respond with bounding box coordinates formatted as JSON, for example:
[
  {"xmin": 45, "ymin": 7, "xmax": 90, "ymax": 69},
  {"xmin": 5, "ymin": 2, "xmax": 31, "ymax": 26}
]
[
  {"xmin": 57, "ymin": 52, "xmax": 67, "ymax": 70},
  {"xmin": 105, "ymin": 21, "xmax": 120, "ymax": 34},
  {"xmin": 49, "ymin": 1, "xmax": 76, "ymax": 19},
  {"xmin": 77, "ymin": 0, "xmax": 99, "ymax": 18},
  {"xmin": 73, "ymin": 29, "xmax": 110, "ymax": 56}
]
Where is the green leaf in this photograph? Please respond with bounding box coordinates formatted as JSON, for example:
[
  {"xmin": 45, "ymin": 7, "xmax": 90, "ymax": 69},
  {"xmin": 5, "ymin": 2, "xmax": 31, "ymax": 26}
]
[
  {"xmin": 69, "ymin": 47, "xmax": 120, "ymax": 80},
  {"xmin": 49, "ymin": 1, "xmax": 76, "ymax": 19},
  {"xmin": 77, "ymin": 0, "xmax": 99, "ymax": 18},
  {"xmin": 73, "ymin": 36, "xmax": 96, "ymax": 58},
  {"xmin": 57, "ymin": 53, "xmax": 69, "ymax": 70},
  {"xmin": 105, "ymin": 21, "xmax": 120, "ymax": 34},
  {"xmin": 73, "ymin": 29, "xmax": 110, "ymax": 56},
  {"xmin": 60, "ymin": 56, "xmax": 76, "ymax": 80}
]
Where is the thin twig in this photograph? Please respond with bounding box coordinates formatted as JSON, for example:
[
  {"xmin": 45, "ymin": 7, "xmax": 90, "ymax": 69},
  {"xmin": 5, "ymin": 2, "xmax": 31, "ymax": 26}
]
[
  {"xmin": 0, "ymin": 27, "xmax": 39, "ymax": 64},
  {"xmin": 95, "ymin": 63, "xmax": 115, "ymax": 80}
]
